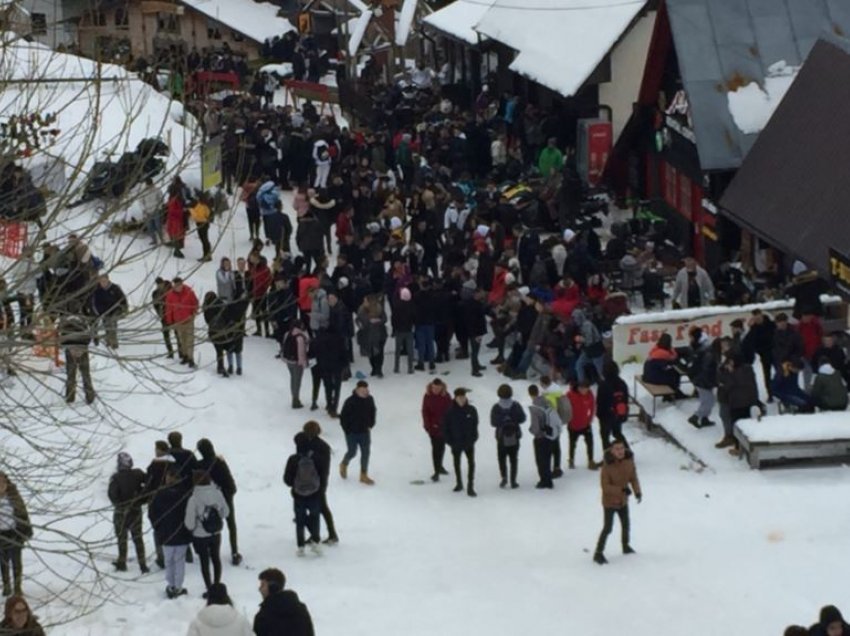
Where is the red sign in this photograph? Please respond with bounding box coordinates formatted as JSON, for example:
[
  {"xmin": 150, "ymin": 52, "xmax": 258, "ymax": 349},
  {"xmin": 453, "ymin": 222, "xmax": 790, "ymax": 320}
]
[
  {"xmin": 0, "ymin": 222, "xmax": 27, "ymax": 259},
  {"xmin": 586, "ymin": 121, "xmax": 612, "ymax": 186}
]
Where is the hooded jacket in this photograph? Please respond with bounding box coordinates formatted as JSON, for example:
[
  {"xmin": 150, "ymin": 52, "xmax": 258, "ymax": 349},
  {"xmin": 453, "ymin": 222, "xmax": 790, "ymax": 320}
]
[
  {"xmin": 600, "ymin": 448, "xmax": 641, "ymax": 509},
  {"xmin": 339, "ymin": 391, "xmax": 377, "ymax": 435},
  {"xmin": 422, "ymin": 387, "xmax": 452, "ymax": 438},
  {"xmin": 187, "ymin": 604, "xmax": 253, "ymax": 636},
  {"xmin": 164, "ymin": 285, "xmax": 198, "ymax": 325},
  {"xmin": 184, "ymin": 484, "xmax": 230, "ymax": 539},
  {"xmin": 528, "ymin": 396, "xmax": 562, "ymax": 441},
  {"xmin": 442, "ymin": 400, "xmax": 479, "ymax": 450},
  {"xmin": 253, "ymin": 589, "xmax": 315, "ymax": 636},
  {"xmin": 672, "ymin": 266, "xmax": 715, "ymax": 308},
  {"xmin": 811, "ymin": 364, "xmax": 848, "ymax": 411},
  {"xmin": 148, "ymin": 482, "xmax": 192, "ymax": 546},
  {"xmin": 567, "ymin": 388, "xmax": 595, "ymax": 432},
  {"xmin": 490, "ymin": 399, "xmax": 526, "ymax": 445},
  {"xmin": 809, "ymin": 605, "xmax": 850, "ymax": 636}
]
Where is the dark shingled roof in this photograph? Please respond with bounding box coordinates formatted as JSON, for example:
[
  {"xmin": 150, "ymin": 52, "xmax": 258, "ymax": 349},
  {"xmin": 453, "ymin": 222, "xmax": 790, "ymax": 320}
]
[
  {"xmin": 720, "ymin": 38, "xmax": 850, "ymax": 274},
  {"xmin": 667, "ymin": 0, "xmax": 850, "ymax": 171}
]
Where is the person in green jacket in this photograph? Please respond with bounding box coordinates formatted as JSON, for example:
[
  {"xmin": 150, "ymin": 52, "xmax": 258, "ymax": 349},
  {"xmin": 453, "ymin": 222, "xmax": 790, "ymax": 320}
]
[
  {"xmin": 537, "ymin": 137, "xmax": 564, "ymax": 178},
  {"xmin": 810, "ymin": 362, "xmax": 848, "ymax": 411}
]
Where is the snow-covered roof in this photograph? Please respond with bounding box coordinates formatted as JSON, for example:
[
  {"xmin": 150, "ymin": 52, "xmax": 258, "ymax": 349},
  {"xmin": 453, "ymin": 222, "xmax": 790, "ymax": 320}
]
[
  {"xmin": 423, "ymin": 0, "xmax": 492, "ymax": 45},
  {"xmin": 727, "ymin": 61, "xmax": 799, "ymax": 135},
  {"xmin": 474, "ymin": 0, "xmax": 646, "ymax": 97},
  {"xmin": 395, "ymin": 0, "xmax": 418, "ymax": 47},
  {"xmin": 347, "ymin": 8, "xmax": 373, "ymax": 56},
  {"xmin": 179, "ymin": 0, "xmax": 295, "ymax": 44}
]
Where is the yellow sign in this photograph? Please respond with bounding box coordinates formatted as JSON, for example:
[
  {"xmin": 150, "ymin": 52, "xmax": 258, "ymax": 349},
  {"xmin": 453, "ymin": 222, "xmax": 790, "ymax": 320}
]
[{"xmin": 202, "ymin": 137, "xmax": 222, "ymax": 191}]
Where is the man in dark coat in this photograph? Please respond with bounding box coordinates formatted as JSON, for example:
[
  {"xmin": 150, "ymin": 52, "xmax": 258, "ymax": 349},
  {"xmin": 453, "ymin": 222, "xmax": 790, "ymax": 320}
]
[
  {"xmin": 772, "ymin": 312, "xmax": 804, "ymax": 370},
  {"xmin": 442, "ymin": 387, "xmax": 479, "ymax": 497},
  {"xmin": 741, "ymin": 309, "xmax": 775, "ymax": 399},
  {"xmin": 339, "ymin": 380, "xmax": 377, "ymax": 484},
  {"xmin": 144, "ymin": 439, "xmax": 175, "ymax": 568},
  {"xmin": 148, "ymin": 467, "xmax": 192, "ymax": 598},
  {"xmin": 254, "ymin": 567, "xmax": 314, "ymax": 636},
  {"xmin": 167, "ymin": 431, "xmax": 196, "ymax": 486},
  {"xmin": 459, "ymin": 283, "xmax": 488, "ymax": 377},
  {"xmin": 309, "ymin": 328, "xmax": 348, "ymax": 416},
  {"xmin": 90, "ymin": 273, "xmax": 127, "ymax": 349},
  {"xmin": 196, "ymin": 438, "xmax": 241, "ymax": 565},
  {"xmin": 301, "ymin": 421, "xmax": 338, "ymax": 544},
  {"xmin": 107, "ymin": 451, "xmax": 148, "ymax": 573}
]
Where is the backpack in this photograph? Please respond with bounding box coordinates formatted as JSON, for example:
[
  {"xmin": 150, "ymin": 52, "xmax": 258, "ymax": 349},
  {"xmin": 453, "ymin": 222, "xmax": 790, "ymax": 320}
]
[
  {"xmin": 282, "ymin": 331, "xmax": 299, "ymax": 361},
  {"xmin": 200, "ymin": 505, "xmax": 223, "ymax": 534},
  {"xmin": 500, "ymin": 409, "xmax": 519, "ymax": 448},
  {"xmin": 612, "ymin": 388, "xmax": 629, "ymax": 422},
  {"xmin": 292, "ymin": 452, "xmax": 320, "ymax": 497},
  {"xmin": 258, "ymin": 186, "xmax": 278, "ymax": 211}
]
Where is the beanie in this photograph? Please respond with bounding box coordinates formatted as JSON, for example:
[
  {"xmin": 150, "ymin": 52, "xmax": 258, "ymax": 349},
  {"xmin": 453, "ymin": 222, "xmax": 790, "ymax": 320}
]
[{"xmin": 399, "ymin": 287, "xmax": 412, "ymax": 301}]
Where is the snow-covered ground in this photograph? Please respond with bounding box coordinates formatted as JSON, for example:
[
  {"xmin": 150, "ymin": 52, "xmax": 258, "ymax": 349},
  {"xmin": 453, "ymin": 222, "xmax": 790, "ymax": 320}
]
[{"xmin": 4, "ymin": 187, "xmax": 841, "ymax": 635}]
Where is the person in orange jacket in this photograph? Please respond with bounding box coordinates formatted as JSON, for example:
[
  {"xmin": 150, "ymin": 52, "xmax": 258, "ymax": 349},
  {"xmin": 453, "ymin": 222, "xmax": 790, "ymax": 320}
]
[
  {"xmin": 164, "ymin": 277, "xmax": 199, "ymax": 368},
  {"xmin": 593, "ymin": 439, "xmax": 641, "ymax": 565},
  {"xmin": 566, "ymin": 381, "xmax": 597, "ymax": 470}
]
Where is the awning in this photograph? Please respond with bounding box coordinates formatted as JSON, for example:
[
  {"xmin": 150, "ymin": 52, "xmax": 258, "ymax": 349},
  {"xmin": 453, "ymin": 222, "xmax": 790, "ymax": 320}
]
[{"xmin": 720, "ymin": 38, "xmax": 850, "ymax": 275}]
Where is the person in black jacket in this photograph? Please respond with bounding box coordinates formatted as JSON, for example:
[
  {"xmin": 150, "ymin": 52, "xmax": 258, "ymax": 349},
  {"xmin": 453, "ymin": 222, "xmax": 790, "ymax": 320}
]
[
  {"xmin": 686, "ymin": 328, "xmax": 718, "ymax": 428},
  {"xmin": 168, "ymin": 431, "xmax": 196, "ymax": 486},
  {"xmin": 202, "ymin": 292, "xmax": 232, "ymax": 377},
  {"xmin": 302, "ymin": 421, "xmax": 338, "ymax": 544},
  {"xmin": 196, "ymin": 438, "xmax": 241, "ymax": 566},
  {"xmin": 742, "ymin": 309, "xmax": 775, "ymax": 400},
  {"xmin": 308, "ymin": 328, "xmax": 348, "ymax": 416},
  {"xmin": 254, "ymin": 567, "xmax": 315, "ymax": 636},
  {"xmin": 391, "ymin": 288, "xmax": 416, "ymax": 374},
  {"xmin": 295, "ymin": 212, "xmax": 325, "ymax": 273},
  {"xmin": 596, "ymin": 360, "xmax": 630, "ymax": 450},
  {"xmin": 459, "ymin": 283, "xmax": 487, "ymax": 377},
  {"xmin": 813, "ymin": 331, "xmax": 850, "ymax": 388},
  {"xmin": 283, "ymin": 433, "xmax": 323, "ymax": 555},
  {"xmin": 490, "ymin": 384, "xmax": 526, "ymax": 489},
  {"xmin": 149, "ymin": 467, "xmax": 191, "ymax": 598},
  {"xmin": 808, "ymin": 604, "xmax": 850, "ymax": 636},
  {"xmin": 108, "ymin": 452, "xmax": 148, "ymax": 573},
  {"xmin": 144, "ymin": 440, "xmax": 174, "ymax": 569},
  {"xmin": 772, "ymin": 312, "xmax": 804, "ymax": 370},
  {"xmin": 339, "ymin": 380, "xmax": 377, "ymax": 485},
  {"xmin": 91, "ymin": 273, "xmax": 127, "ymax": 349},
  {"xmin": 442, "ymin": 387, "xmax": 478, "ymax": 497},
  {"xmin": 413, "ymin": 278, "xmax": 437, "ymax": 371}
]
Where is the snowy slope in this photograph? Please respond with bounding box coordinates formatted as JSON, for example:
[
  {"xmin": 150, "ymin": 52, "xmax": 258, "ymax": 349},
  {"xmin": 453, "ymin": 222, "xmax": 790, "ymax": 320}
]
[{"xmin": 1, "ymin": 187, "xmax": 840, "ymax": 635}]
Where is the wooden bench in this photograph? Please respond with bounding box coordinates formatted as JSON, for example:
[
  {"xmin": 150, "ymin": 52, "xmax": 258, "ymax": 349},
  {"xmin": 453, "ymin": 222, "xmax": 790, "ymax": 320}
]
[
  {"xmin": 734, "ymin": 418, "xmax": 850, "ymax": 469},
  {"xmin": 632, "ymin": 375, "xmax": 675, "ymax": 422}
]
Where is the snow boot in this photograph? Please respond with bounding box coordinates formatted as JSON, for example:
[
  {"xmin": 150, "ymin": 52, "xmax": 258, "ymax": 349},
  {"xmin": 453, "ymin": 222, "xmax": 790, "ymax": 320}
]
[
  {"xmin": 499, "ymin": 478, "xmax": 507, "ymax": 489},
  {"xmin": 715, "ymin": 435, "xmax": 735, "ymax": 449},
  {"xmin": 453, "ymin": 482, "xmax": 463, "ymax": 493},
  {"xmin": 687, "ymin": 414, "xmax": 700, "ymax": 427},
  {"xmin": 112, "ymin": 561, "xmax": 127, "ymax": 572},
  {"xmin": 467, "ymin": 484, "xmax": 477, "ymax": 497},
  {"xmin": 431, "ymin": 473, "xmax": 439, "ymax": 483},
  {"xmin": 292, "ymin": 400, "xmax": 303, "ymax": 409},
  {"xmin": 339, "ymin": 462, "xmax": 347, "ymax": 479},
  {"xmin": 359, "ymin": 472, "xmax": 375, "ymax": 486},
  {"xmin": 623, "ymin": 545, "xmax": 636, "ymax": 555},
  {"xmin": 593, "ymin": 552, "xmax": 608, "ymax": 565},
  {"xmin": 552, "ymin": 468, "xmax": 564, "ymax": 478},
  {"xmin": 439, "ymin": 467, "xmax": 449, "ymax": 476},
  {"xmin": 700, "ymin": 417, "xmax": 716, "ymax": 428},
  {"xmin": 231, "ymin": 553, "xmax": 243, "ymax": 566}
]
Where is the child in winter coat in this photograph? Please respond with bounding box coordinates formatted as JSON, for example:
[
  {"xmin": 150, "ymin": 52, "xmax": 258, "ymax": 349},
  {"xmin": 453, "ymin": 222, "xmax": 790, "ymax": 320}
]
[{"xmin": 567, "ymin": 381, "xmax": 598, "ymax": 470}]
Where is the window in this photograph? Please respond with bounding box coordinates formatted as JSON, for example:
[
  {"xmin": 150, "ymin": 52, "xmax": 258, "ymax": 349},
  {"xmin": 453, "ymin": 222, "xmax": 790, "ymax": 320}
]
[
  {"xmin": 156, "ymin": 12, "xmax": 180, "ymax": 34},
  {"xmin": 31, "ymin": 12, "xmax": 46, "ymax": 35},
  {"xmin": 114, "ymin": 8, "xmax": 128, "ymax": 29},
  {"xmin": 83, "ymin": 10, "xmax": 107, "ymax": 27},
  {"xmin": 207, "ymin": 25, "xmax": 221, "ymax": 40}
]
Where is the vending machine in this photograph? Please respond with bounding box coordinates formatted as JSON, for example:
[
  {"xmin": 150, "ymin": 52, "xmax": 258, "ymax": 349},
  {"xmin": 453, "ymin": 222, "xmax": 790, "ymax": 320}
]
[{"xmin": 576, "ymin": 119, "xmax": 613, "ymax": 186}]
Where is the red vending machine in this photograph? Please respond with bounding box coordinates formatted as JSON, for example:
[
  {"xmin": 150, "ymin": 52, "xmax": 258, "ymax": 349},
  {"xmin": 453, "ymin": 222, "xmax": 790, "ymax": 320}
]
[{"xmin": 576, "ymin": 119, "xmax": 613, "ymax": 186}]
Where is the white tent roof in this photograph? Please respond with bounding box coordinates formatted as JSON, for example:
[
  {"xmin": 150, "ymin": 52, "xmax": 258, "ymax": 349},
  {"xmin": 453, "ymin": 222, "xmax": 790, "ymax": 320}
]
[
  {"xmin": 423, "ymin": 0, "xmax": 493, "ymax": 45},
  {"xmin": 180, "ymin": 0, "xmax": 295, "ymax": 44},
  {"xmin": 474, "ymin": 0, "xmax": 646, "ymax": 97}
]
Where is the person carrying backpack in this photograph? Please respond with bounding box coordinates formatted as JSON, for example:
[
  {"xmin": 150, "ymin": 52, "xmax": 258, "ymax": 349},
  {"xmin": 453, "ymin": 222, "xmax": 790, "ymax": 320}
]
[
  {"xmin": 596, "ymin": 360, "xmax": 630, "ymax": 450},
  {"xmin": 490, "ymin": 384, "xmax": 526, "ymax": 489},
  {"xmin": 283, "ymin": 433, "xmax": 324, "ymax": 556},
  {"xmin": 528, "ymin": 384, "xmax": 562, "ymax": 489},
  {"xmin": 184, "ymin": 470, "xmax": 229, "ymax": 596}
]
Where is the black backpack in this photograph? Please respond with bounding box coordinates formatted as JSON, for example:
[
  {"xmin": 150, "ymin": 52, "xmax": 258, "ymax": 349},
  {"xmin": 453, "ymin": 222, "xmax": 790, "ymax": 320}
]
[
  {"xmin": 500, "ymin": 409, "xmax": 519, "ymax": 448},
  {"xmin": 282, "ymin": 331, "xmax": 299, "ymax": 361},
  {"xmin": 200, "ymin": 505, "xmax": 223, "ymax": 534}
]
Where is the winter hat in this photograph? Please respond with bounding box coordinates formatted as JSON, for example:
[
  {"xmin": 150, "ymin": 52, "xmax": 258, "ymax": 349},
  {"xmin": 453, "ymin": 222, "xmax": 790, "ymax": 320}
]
[
  {"xmin": 792, "ymin": 260, "xmax": 807, "ymax": 277},
  {"xmin": 338, "ymin": 277, "xmax": 349, "ymax": 289},
  {"xmin": 475, "ymin": 224, "xmax": 489, "ymax": 237},
  {"xmin": 117, "ymin": 452, "xmax": 133, "ymax": 471},
  {"xmin": 462, "ymin": 279, "xmax": 477, "ymax": 291},
  {"xmin": 389, "ymin": 216, "xmax": 403, "ymax": 231},
  {"xmin": 399, "ymin": 287, "xmax": 412, "ymax": 301},
  {"xmin": 206, "ymin": 583, "xmax": 232, "ymax": 606},
  {"xmin": 563, "ymin": 228, "xmax": 577, "ymax": 243},
  {"xmin": 504, "ymin": 273, "xmax": 516, "ymax": 286}
]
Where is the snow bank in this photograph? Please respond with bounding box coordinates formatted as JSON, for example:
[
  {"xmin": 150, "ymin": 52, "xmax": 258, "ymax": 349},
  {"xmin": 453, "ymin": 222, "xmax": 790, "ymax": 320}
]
[
  {"xmin": 615, "ymin": 294, "xmax": 842, "ymax": 326},
  {"xmin": 474, "ymin": 0, "xmax": 646, "ymax": 97},
  {"xmin": 728, "ymin": 61, "xmax": 800, "ymax": 135},
  {"xmin": 737, "ymin": 412, "xmax": 850, "ymax": 443},
  {"xmin": 0, "ymin": 37, "xmax": 200, "ymax": 189},
  {"xmin": 180, "ymin": 0, "xmax": 294, "ymax": 44}
]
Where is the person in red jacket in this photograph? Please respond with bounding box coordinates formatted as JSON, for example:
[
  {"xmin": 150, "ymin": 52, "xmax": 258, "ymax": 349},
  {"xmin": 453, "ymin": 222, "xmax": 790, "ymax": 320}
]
[
  {"xmin": 488, "ymin": 262, "xmax": 508, "ymax": 306},
  {"xmin": 421, "ymin": 378, "xmax": 452, "ymax": 482},
  {"xmin": 249, "ymin": 256, "xmax": 273, "ymax": 337},
  {"xmin": 797, "ymin": 312, "xmax": 823, "ymax": 390},
  {"xmin": 335, "ymin": 207, "xmax": 354, "ymax": 246},
  {"xmin": 567, "ymin": 381, "xmax": 598, "ymax": 469},
  {"xmin": 165, "ymin": 191, "xmax": 186, "ymax": 259},
  {"xmin": 297, "ymin": 272, "xmax": 319, "ymax": 324},
  {"xmin": 164, "ymin": 277, "xmax": 198, "ymax": 367}
]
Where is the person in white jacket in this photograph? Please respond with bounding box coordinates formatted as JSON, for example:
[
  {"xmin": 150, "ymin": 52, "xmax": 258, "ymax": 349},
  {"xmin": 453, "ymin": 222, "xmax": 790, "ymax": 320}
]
[
  {"xmin": 187, "ymin": 582, "xmax": 252, "ymax": 636},
  {"xmin": 184, "ymin": 471, "xmax": 230, "ymax": 596},
  {"xmin": 672, "ymin": 257, "xmax": 715, "ymax": 308},
  {"xmin": 312, "ymin": 138, "xmax": 332, "ymax": 188}
]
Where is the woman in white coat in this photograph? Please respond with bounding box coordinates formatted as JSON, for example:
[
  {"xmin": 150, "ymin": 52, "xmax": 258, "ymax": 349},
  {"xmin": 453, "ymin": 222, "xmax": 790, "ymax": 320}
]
[{"xmin": 187, "ymin": 583, "xmax": 252, "ymax": 636}]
